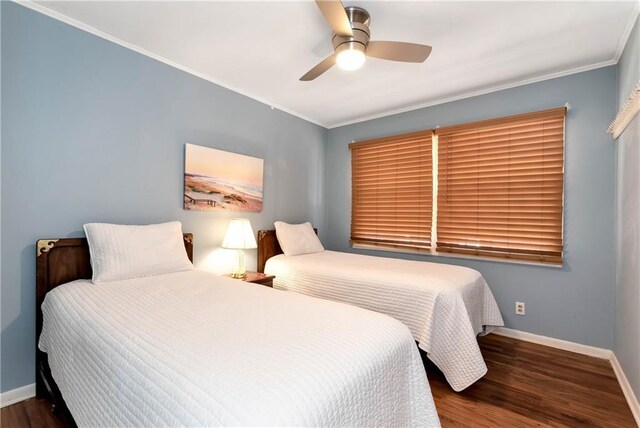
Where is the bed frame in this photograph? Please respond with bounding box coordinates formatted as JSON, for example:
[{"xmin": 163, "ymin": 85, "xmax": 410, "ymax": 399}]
[
  {"xmin": 256, "ymin": 229, "xmax": 317, "ymax": 273},
  {"xmin": 34, "ymin": 234, "xmax": 194, "ymax": 425}
]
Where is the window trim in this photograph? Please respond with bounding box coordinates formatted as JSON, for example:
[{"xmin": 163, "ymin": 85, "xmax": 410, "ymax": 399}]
[{"xmin": 351, "ymin": 242, "xmax": 564, "ymax": 268}]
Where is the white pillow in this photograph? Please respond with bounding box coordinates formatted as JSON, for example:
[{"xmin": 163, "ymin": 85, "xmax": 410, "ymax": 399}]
[
  {"xmin": 84, "ymin": 221, "xmax": 193, "ymax": 283},
  {"xmin": 274, "ymin": 221, "xmax": 324, "ymax": 256}
]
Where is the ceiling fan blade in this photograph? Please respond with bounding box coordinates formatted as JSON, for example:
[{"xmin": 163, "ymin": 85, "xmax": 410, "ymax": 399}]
[
  {"xmin": 366, "ymin": 41, "xmax": 432, "ymax": 63},
  {"xmin": 315, "ymin": 0, "xmax": 353, "ymax": 37},
  {"xmin": 299, "ymin": 54, "xmax": 337, "ymax": 81}
]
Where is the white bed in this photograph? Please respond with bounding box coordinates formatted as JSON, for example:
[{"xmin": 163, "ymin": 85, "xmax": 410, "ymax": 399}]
[
  {"xmin": 265, "ymin": 250, "xmax": 504, "ymax": 392},
  {"xmin": 39, "ymin": 269, "xmax": 440, "ymax": 427}
]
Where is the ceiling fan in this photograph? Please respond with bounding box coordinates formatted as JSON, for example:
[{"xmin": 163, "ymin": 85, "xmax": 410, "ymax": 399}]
[{"xmin": 300, "ymin": 0, "xmax": 432, "ymax": 81}]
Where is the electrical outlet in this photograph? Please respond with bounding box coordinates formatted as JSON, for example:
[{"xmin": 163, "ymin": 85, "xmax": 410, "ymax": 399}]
[{"xmin": 515, "ymin": 301, "xmax": 525, "ymax": 315}]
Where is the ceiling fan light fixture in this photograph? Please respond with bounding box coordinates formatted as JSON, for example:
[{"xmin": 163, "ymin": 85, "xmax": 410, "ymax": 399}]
[
  {"xmin": 336, "ymin": 42, "xmax": 366, "ymax": 71},
  {"xmin": 299, "ymin": 1, "xmax": 432, "ymax": 81}
]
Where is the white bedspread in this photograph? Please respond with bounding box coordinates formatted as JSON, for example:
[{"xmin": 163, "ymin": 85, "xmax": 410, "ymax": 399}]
[
  {"xmin": 39, "ymin": 270, "xmax": 439, "ymax": 427},
  {"xmin": 265, "ymin": 251, "xmax": 504, "ymax": 392}
]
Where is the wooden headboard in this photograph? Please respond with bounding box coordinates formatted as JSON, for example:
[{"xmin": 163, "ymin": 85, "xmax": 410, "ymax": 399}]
[
  {"xmin": 35, "ymin": 234, "xmax": 193, "ymax": 342},
  {"xmin": 256, "ymin": 229, "xmax": 317, "ymax": 273}
]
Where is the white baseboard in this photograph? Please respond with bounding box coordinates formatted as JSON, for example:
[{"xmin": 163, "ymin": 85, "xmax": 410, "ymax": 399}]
[
  {"xmin": 493, "ymin": 327, "xmax": 639, "ymax": 426},
  {"xmin": 611, "ymin": 353, "xmax": 640, "ymax": 426},
  {"xmin": 492, "ymin": 327, "xmax": 613, "ymax": 359},
  {"xmin": 0, "ymin": 383, "xmax": 36, "ymax": 408}
]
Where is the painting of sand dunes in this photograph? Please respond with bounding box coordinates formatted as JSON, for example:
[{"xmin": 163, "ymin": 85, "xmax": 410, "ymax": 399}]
[{"xmin": 184, "ymin": 144, "xmax": 264, "ymax": 212}]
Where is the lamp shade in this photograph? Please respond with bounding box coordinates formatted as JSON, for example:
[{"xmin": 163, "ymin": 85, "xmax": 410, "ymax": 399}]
[{"xmin": 221, "ymin": 218, "xmax": 257, "ymax": 250}]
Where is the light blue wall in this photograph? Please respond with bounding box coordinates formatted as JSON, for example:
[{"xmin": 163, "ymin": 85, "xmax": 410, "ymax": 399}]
[
  {"xmin": 614, "ymin": 15, "xmax": 640, "ymax": 400},
  {"xmin": 326, "ymin": 67, "xmax": 618, "ymax": 349},
  {"xmin": 0, "ymin": 0, "xmax": 627, "ymax": 397},
  {"xmin": 0, "ymin": 2, "xmax": 326, "ymax": 393}
]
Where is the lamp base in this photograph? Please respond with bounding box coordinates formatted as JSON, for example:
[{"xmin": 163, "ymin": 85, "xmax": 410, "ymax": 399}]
[{"xmin": 229, "ymin": 249, "xmax": 247, "ymax": 279}]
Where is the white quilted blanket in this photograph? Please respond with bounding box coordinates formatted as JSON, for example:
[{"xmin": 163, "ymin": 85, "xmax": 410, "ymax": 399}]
[
  {"xmin": 39, "ymin": 270, "xmax": 439, "ymax": 427},
  {"xmin": 265, "ymin": 251, "xmax": 504, "ymax": 392}
]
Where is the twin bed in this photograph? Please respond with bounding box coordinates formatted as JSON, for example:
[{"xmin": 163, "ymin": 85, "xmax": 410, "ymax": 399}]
[
  {"xmin": 258, "ymin": 228, "xmax": 504, "ymax": 392},
  {"xmin": 36, "ymin": 228, "xmax": 439, "ymax": 427}
]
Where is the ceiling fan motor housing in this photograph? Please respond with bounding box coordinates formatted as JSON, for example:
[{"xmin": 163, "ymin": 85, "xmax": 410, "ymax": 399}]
[
  {"xmin": 300, "ymin": 2, "xmax": 432, "ymax": 80},
  {"xmin": 332, "ymin": 6, "xmax": 371, "ymax": 53}
]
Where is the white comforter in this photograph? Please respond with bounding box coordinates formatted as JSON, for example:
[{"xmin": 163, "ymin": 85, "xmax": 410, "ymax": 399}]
[
  {"xmin": 39, "ymin": 270, "xmax": 439, "ymax": 427},
  {"xmin": 265, "ymin": 251, "xmax": 504, "ymax": 392}
]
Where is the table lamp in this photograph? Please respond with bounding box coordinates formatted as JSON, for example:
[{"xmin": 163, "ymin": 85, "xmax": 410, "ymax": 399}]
[{"xmin": 221, "ymin": 218, "xmax": 257, "ymax": 279}]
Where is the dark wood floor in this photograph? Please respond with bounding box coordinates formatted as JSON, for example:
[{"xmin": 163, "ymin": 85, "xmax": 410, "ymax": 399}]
[
  {"xmin": 427, "ymin": 334, "xmax": 636, "ymax": 427},
  {"xmin": 2, "ymin": 334, "xmax": 636, "ymax": 427},
  {"xmin": 1, "ymin": 395, "xmax": 66, "ymax": 428}
]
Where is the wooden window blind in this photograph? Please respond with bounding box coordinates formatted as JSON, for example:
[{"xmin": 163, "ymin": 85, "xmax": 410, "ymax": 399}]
[
  {"xmin": 350, "ymin": 130, "xmax": 433, "ymax": 251},
  {"xmin": 436, "ymin": 107, "xmax": 566, "ymax": 264}
]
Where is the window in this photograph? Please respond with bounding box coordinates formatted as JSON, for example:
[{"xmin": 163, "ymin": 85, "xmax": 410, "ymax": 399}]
[
  {"xmin": 350, "ymin": 130, "xmax": 433, "ymax": 251},
  {"xmin": 349, "ymin": 107, "xmax": 566, "ymax": 265}
]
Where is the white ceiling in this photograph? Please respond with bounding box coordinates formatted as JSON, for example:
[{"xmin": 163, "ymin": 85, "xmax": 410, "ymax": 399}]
[{"xmin": 30, "ymin": 1, "xmax": 640, "ymax": 128}]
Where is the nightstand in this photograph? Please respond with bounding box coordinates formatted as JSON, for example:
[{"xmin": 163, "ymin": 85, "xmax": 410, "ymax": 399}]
[{"xmin": 225, "ymin": 271, "xmax": 275, "ymax": 287}]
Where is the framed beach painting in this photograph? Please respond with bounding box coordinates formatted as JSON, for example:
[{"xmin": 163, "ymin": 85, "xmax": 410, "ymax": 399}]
[{"xmin": 184, "ymin": 144, "xmax": 264, "ymax": 212}]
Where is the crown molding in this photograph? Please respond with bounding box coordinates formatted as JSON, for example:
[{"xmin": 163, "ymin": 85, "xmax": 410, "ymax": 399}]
[
  {"xmin": 613, "ymin": 5, "xmax": 640, "ymax": 63},
  {"xmin": 327, "ymin": 5, "xmax": 637, "ymax": 129},
  {"xmin": 14, "ymin": 0, "xmax": 635, "ymax": 131},
  {"xmin": 13, "ymin": 0, "xmax": 328, "ymax": 128},
  {"xmin": 326, "ymin": 59, "xmax": 616, "ymax": 128}
]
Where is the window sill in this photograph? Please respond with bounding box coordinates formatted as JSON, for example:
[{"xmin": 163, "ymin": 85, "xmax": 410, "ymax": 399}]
[{"xmin": 351, "ymin": 243, "xmax": 564, "ymax": 269}]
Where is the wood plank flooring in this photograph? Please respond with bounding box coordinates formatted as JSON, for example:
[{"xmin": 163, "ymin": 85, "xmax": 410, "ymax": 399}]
[
  {"xmin": 427, "ymin": 334, "xmax": 636, "ymax": 427},
  {"xmin": 1, "ymin": 395, "xmax": 66, "ymax": 428},
  {"xmin": 2, "ymin": 334, "xmax": 636, "ymax": 427}
]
